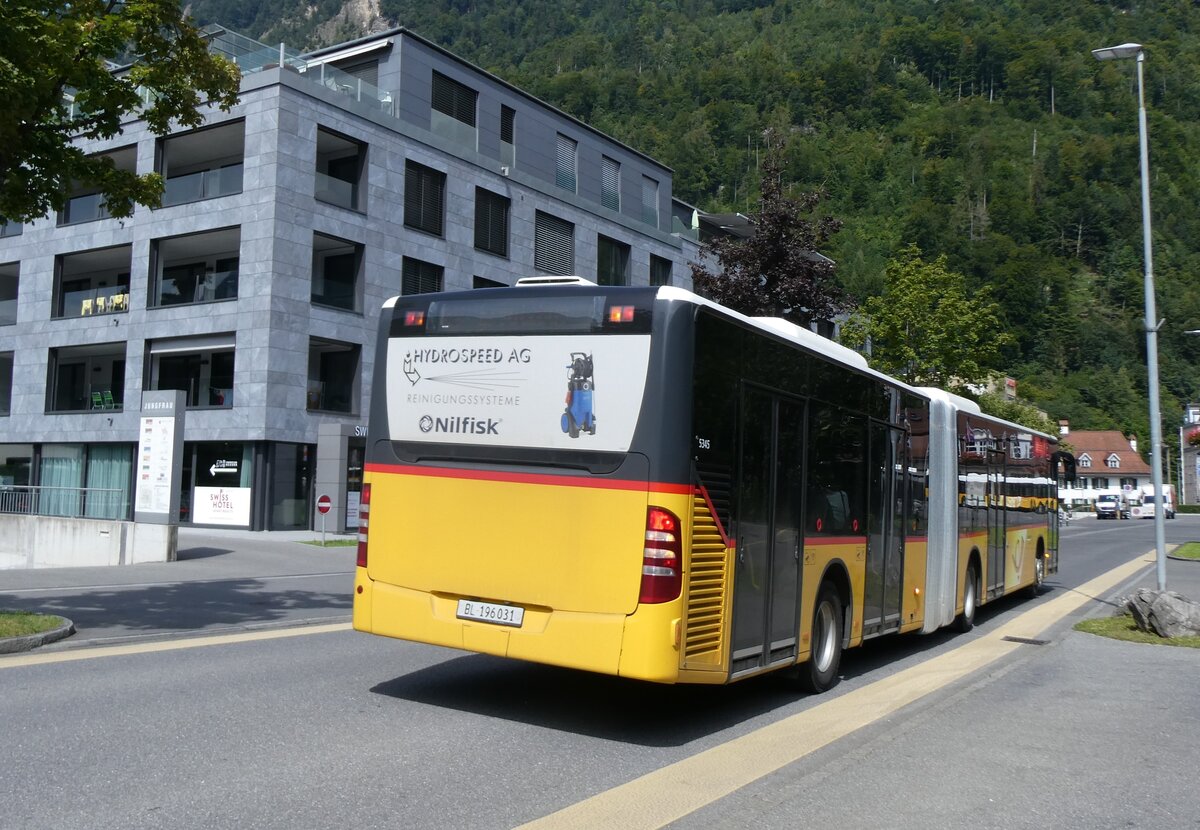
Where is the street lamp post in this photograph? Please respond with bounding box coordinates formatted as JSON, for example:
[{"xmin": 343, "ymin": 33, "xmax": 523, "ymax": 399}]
[{"xmin": 1092, "ymin": 42, "xmax": 1167, "ymax": 591}]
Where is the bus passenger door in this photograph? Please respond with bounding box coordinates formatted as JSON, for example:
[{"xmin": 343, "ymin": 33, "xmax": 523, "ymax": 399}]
[
  {"xmin": 986, "ymin": 449, "xmax": 1006, "ymax": 597},
  {"xmin": 863, "ymin": 423, "xmax": 907, "ymax": 634},
  {"xmin": 730, "ymin": 388, "xmax": 804, "ymax": 676}
]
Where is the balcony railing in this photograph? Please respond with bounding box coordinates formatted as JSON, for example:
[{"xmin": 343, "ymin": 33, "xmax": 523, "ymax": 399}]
[
  {"xmin": 0, "ymin": 485, "xmax": 130, "ymax": 520},
  {"xmin": 59, "ymin": 193, "xmax": 111, "ymax": 226},
  {"xmin": 315, "ymin": 171, "xmax": 358, "ymax": 210},
  {"xmin": 161, "ymin": 164, "xmax": 244, "ymax": 207}
]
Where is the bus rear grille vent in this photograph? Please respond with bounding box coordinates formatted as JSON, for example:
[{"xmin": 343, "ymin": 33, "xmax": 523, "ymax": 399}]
[{"xmin": 684, "ymin": 493, "xmax": 729, "ymax": 663}]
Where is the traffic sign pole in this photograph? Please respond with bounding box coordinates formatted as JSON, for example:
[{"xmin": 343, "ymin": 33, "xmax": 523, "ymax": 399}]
[{"xmin": 316, "ymin": 494, "xmax": 332, "ymax": 546}]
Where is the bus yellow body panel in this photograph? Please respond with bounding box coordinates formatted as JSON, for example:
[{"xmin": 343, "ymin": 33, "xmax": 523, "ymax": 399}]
[
  {"xmin": 364, "ymin": 468, "xmax": 648, "ymax": 614},
  {"xmin": 358, "ymin": 468, "xmax": 702, "ymax": 682},
  {"xmin": 900, "ymin": 539, "xmax": 929, "ymax": 633}
]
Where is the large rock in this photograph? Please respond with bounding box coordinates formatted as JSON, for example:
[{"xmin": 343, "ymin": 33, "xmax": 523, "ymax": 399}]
[{"xmin": 1126, "ymin": 589, "xmax": 1200, "ymax": 639}]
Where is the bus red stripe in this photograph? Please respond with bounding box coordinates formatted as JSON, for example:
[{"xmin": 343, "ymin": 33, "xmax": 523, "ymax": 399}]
[{"xmin": 364, "ymin": 461, "xmax": 693, "ymax": 495}]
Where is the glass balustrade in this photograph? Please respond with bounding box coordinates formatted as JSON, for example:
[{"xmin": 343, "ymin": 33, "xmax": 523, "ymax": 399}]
[{"xmin": 161, "ymin": 164, "xmax": 244, "ymax": 206}]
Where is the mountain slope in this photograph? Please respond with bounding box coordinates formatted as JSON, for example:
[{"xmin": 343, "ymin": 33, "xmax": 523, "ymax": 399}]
[{"xmin": 184, "ymin": 0, "xmax": 1200, "ymax": 439}]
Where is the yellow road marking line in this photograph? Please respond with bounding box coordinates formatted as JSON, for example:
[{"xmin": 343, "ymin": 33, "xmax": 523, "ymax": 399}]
[
  {"xmin": 0, "ymin": 622, "xmax": 352, "ymax": 669},
  {"xmin": 519, "ymin": 551, "xmax": 1155, "ymax": 830}
]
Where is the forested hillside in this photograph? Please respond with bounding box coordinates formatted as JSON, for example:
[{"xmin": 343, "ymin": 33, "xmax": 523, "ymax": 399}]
[{"xmin": 187, "ymin": 0, "xmax": 1200, "ymax": 442}]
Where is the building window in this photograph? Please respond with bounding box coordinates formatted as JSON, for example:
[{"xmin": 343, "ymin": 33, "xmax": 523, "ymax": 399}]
[
  {"xmin": 642, "ymin": 175, "xmax": 660, "ymax": 226},
  {"xmin": 307, "ymin": 338, "xmax": 360, "ymax": 413},
  {"xmin": 555, "ymin": 134, "xmax": 577, "ymax": 192},
  {"xmin": 500, "ymin": 105, "xmax": 516, "ymax": 168},
  {"xmin": 601, "ymin": 156, "xmax": 620, "ymax": 211},
  {"xmin": 159, "ymin": 120, "xmax": 245, "ymax": 207},
  {"xmin": 0, "ymin": 221, "xmax": 21, "ymax": 238},
  {"xmin": 0, "ymin": 353, "xmax": 11, "ymax": 415},
  {"xmin": 54, "ymin": 245, "xmax": 131, "ymax": 319},
  {"xmin": 597, "ymin": 235, "xmax": 630, "ymax": 286},
  {"xmin": 431, "ymin": 71, "xmax": 477, "ymax": 148},
  {"xmin": 473, "ymin": 276, "xmax": 506, "ymax": 289},
  {"xmin": 151, "ymin": 227, "xmax": 240, "ymax": 307},
  {"xmin": 316, "ymin": 127, "xmax": 367, "ymax": 212},
  {"xmin": 402, "ymin": 257, "xmax": 443, "ymax": 295},
  {"xmin": 1106, "ymin": 454, "xmax": 1120, "ymax": 468},
  {"xmin": 147, "ymin": 335, "xmax": 235, "ymax": 409},
  {"xmin": 0, "ymin": 263, "xmax": 17, "ymax": 325},
  {"xmin": 1093, "ymin": 477, "xmax": 1109, "ymax": 489},
  {"xmin": 58, "ymin": 146, "xmax": 136, "ymax": 226},
  {"xmin": 534, "ymin": 211, "xmax": 574, "ymax": 275},
  {"xmin": 404, "ymin": 160, "xmax": 445, "ymax": 237},
  {"xmin": 1078, "ymin": 454, "xmax": 1092, "ymax": 469},
  {"xmin": 474, "ymin": 188, "xmax": 509, "ymax": 257},
  {"xmin": 650, "ymin": 255, "xmax": 672, "ymax": 287},
  {"xmin": 312, "ymin": 233, "xmax": 363, "ymax": 312},
  {"xmin": 1119, "ymin": 477, "xmax": 1137, "ymax": 489},
  {"xmin": 47, "ymin": 342, "xmax": 125, "ymax": 413}
]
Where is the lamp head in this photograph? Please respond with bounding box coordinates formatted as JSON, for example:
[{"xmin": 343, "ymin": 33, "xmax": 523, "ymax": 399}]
[{"xmin": 1092, "ymin": 43, "xmax": 1144, "ymax": 61}]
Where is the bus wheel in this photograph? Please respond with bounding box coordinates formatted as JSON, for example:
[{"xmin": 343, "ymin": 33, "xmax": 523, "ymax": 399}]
[
  {"xmin": 797, "ymin": 582, "xmax": 843, "ymax": 693},
  {"xmin": 1025, "ymin": 555, "xmax": 1045, "ymax": 599},
  {"xmin": 956, "ymin": 563, "xmax": 978, "ymax": 633}
]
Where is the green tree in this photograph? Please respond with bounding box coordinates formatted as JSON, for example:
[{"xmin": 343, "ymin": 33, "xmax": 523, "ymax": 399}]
[
  {"xmin": 976, "ymin": 392, "xmax": 1058, "ymax": 435},
  {"xmin": 840, "ymin": 244, "xmax": 1012, "ymax": 391},
  {"xmin": 689, "ymin": 134, "xmax": 847, "ymax": 327},
  {"xmin": 0, "ymin": 0, "xmax": 241, "ymax": 223}
]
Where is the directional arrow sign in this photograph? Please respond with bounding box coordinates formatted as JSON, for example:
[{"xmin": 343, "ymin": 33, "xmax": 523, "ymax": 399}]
[{"xmin": 209, "ymin": 462, "xmax": 238, "ymax": 476}]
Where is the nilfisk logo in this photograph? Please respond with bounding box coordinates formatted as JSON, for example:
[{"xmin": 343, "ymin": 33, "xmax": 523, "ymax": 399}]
[{"xmin": 419, "ymin": 414, "xmax": 500, "ymax": 435}]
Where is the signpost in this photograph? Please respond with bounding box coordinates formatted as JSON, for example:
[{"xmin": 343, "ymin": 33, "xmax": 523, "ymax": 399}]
[{"xmin": 317, "ymin": 494, "xmax": 332, "ymax": 545}]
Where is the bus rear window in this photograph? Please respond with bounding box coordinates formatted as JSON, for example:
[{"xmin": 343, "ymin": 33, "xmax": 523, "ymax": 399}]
[{"xmin": 396, "ymin": 295, "xmax": 653, "ymax": 336}]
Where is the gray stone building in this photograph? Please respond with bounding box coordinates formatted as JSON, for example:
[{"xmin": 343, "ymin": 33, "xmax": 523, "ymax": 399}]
[{"xmin": 0, "ymin": 25, "xmax": 701, "ymax": 531}]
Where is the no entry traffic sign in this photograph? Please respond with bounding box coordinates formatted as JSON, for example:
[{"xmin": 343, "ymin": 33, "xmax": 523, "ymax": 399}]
[{"xmin": 317, "ymin": 494, "xmax": 332, "ymax": 514}]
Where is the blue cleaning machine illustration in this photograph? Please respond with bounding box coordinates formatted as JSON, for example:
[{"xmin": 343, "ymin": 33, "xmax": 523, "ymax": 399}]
[{"xmin": 560, "ymin": 352, "xmax": 596, "ymax": 438}]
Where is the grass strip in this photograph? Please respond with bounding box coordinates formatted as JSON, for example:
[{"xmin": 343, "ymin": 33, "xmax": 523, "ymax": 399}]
[
  {"xmin": 1170, "ymin": 541, "xmax": 1200, "ymax": 561},
  {"xmin": 0, "ymin": 610, "xmax": 65, "ymax": 639},
  {"xmin": 1075, "ymin": 613, "xmax": 1200, "ymax": 649}
]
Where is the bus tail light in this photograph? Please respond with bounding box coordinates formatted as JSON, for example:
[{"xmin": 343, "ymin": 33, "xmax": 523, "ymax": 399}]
[
  {"xmin": 639, "ymin": 506, "xmax": 682, "ymax": 604},
  {"xmin": 356, "ymin": 483, "xmax": 371, "ymax": 568}
]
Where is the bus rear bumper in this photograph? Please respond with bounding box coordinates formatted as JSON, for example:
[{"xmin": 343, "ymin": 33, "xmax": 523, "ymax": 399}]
[{"xmin": 354, "ymin": 573, "xmax": 683, "ymax": 682}]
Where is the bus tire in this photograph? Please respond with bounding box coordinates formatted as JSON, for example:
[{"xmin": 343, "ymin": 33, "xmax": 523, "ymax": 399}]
[
  {"xmin": 956, "ymin": 562, "xmax": 978, "ymax": 633},
  {"xmin": 1025, "ymin": 554, "xmax": 1045, "ymax": 599},
  {"xmin": 797, "ymin": 582, "xmax": 843, "ymax": 694}
]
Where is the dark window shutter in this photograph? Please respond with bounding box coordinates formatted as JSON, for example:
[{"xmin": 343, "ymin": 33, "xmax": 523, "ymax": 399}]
[
  {"xmin": 432, "ymin": 71, "xmax": 477, "ymax": 127},
  {"xmin": 402, "ymin": 257, "xmax": 443, "ymax": 295},
  {"xmin": 474, "ymin": 188, "xmax": 510, "ymax": 257},
  {"xmin": 534, "ymin": 211, "xmax": 574, "ymax": 275},
  {"xmin": 500, "ymin": 106, "xmax": 515, "ymax": 143},
  {"xmin": 601, "ymin": 157, "xmax": 620, "ymax": 211},
  {"xmin": 555, "ymin": 134, "xmax": 576, "ymax": 192},
  {"xmin": 404, "ymin": 161, "xmax": 445, "ymax": 237}
]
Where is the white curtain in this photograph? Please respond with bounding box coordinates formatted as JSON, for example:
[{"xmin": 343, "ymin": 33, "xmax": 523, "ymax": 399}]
[
  {"xmin": 85, "ymin": 444, "xmax": 132, "ymax": 519},
  {"xmin": 39, "ymin": 445, "xmax": 83, "ymax": 516}
]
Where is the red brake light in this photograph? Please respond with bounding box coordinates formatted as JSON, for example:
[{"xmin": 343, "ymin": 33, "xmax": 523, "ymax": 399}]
[
  {"xmin": 640, "ymin": 506, "xmax": 682, "ymax": 604},
  {"xmin": 404, "ymin": 310, "xmax": 425, "ymax": 326},
  {"xmin": 608, "ymin": 305, "xmax": 635, "ymax": 324},
  {"xmin": 356, "ymin": 483, "xmax": 371, "ymax": 568}
]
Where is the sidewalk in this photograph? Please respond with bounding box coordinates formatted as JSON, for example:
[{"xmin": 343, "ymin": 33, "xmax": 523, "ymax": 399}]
[{"xmin": 0, "ymin": 527, "xmax": 357, "ymax": 648}]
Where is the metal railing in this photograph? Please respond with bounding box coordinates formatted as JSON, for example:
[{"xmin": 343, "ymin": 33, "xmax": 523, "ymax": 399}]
[{"xmin": 0, "ymin": 485, "xmax": 130, "ymax": 520}]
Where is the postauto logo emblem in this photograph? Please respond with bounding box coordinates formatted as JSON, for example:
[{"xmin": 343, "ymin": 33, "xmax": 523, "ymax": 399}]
[{"xmin": 419, "ymin": 414, "xmax": 500, "ymax": 435}]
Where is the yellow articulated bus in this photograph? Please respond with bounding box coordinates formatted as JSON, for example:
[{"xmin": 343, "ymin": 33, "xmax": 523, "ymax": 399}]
[{"xmin": 353, "ymin": 278, "xmax": 1073, "ymax": 692}]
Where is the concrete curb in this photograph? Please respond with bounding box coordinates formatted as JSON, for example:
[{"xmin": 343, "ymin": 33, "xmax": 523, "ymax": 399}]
[
  {"xmin": 1166, "ymin": 554, "xmax": 1200, "ymax": 563},
  {"xmin": 0, "ymin": 617, "xmax": 76, "ymax": 654}
]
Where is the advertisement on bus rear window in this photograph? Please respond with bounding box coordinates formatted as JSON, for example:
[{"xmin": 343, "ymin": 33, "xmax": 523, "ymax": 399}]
[{"xmin": 387, "ymin": 335, "xmax": 652, "ymax": 451}]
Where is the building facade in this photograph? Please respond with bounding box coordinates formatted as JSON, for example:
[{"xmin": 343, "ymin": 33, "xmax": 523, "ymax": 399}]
[
  {"xmin": 0, "ymin": 26, "xmax": 701, "ymax": 531},
  {"xmin": 1057, "ymin": 426, "xmax": 1153, "ymax": 510}
]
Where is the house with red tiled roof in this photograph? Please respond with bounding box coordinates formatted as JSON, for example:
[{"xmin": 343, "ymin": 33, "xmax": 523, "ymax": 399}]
[{"xmin": 1057, "ymin": 425, "xmax": 1152, "ymax": 510}]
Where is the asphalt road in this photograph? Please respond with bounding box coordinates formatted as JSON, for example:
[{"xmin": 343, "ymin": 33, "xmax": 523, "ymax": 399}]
[{"xmin": 1, "ymin": 518, "xmax": 1197, "ymax": 829}]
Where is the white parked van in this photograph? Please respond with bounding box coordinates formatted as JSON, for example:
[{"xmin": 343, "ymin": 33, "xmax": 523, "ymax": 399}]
[{"xmin": 1129, "ymin": 484, "xmax": 1176, "ymax": 519}]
